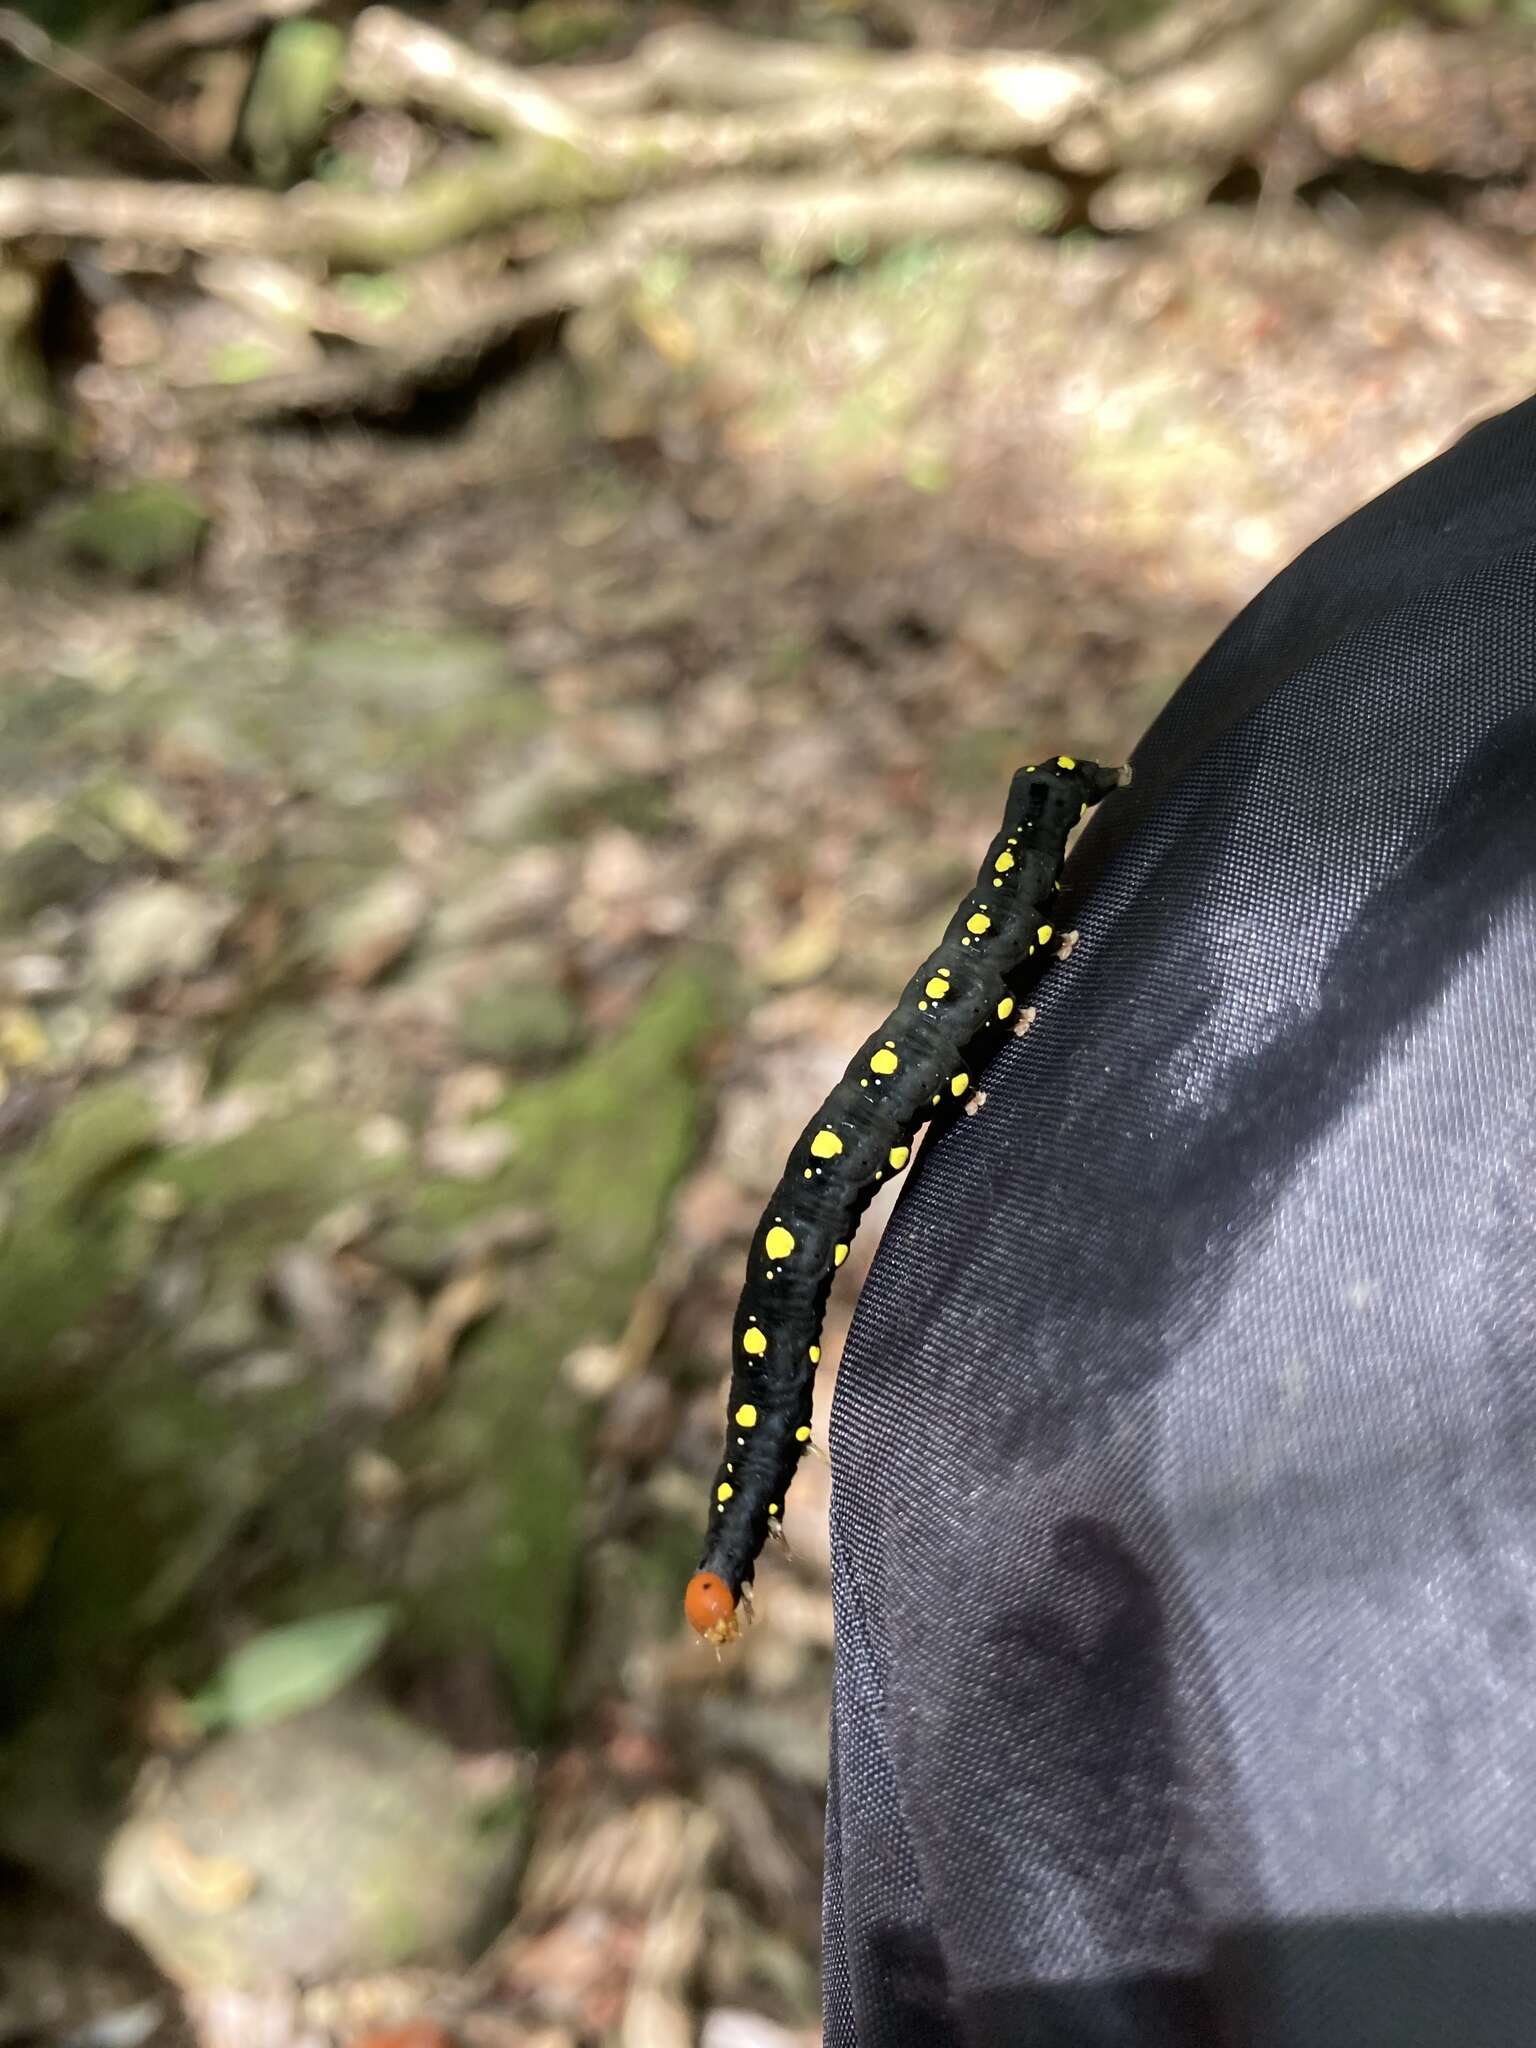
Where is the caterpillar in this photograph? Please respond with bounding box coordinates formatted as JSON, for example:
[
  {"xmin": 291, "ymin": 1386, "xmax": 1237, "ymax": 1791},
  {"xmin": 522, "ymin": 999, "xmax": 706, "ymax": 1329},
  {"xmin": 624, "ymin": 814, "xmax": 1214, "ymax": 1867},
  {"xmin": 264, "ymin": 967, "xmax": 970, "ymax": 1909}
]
[{"xmin": 685, "ymin": 754, "xmax": 1130, "ymax": 1643}]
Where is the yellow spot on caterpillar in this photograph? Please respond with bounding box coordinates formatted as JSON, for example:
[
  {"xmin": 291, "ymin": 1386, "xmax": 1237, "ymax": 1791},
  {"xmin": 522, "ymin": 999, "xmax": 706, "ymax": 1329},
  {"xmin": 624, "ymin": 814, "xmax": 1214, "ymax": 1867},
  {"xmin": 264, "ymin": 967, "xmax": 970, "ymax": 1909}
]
[
  {"xmin": 743, "ymin": 1327, "xmax": 768, "ymax": 1357},
  {"xmin": 809, "ymin": 1344, "xmax": 821, "ymax": 1363},
  {"xmin": 1024, "ymin": 764, "xmax": 1035, "ymax": 772},
  {"xmin": 967, "ymin": 912, "xmax": 991, "ymax": 935},
  {"xmin": 769, "ymin": 1503, "xmax": 780, "ymax": 1516},
  {"xmin": 889, "ymin": 1144, "xmax": 910, "ymax": 1169},
  {"xmin": 951, "ymin": 1072, "xmax": 969, "ymax": 1096},
  {"xmin": 796, "ymin": 1425, "xmax": 812, "ymax": 1441},
  {"xmin": 804, "ymin": 1168, "xmax": 813, "ymax": 1178},
  {"xmin": 870, "ymin": 1047, "xmax": 900, "ymax": 1076},
  {"xmin": 919, "ymin": 1002, "xmax": 928, "ymax": 1010},
  {"xmin": 1057, "ymin": 755, "xmax": 1076, "ymax": 769},
  {"xmin": 924, "ymin": 975, "xmax": 950, "ymax": 999},
  {"xmin": 735, "ymin": 1403, "xmax": 758, "ymax": 1427},
  {"xmin": 811, "ymin": 1129, "xmax": 844, "ymax": 1158},
  {"xmin": 717, "ymin": 1482, "xmax": 733, "ymax": 1502},
  {"xmin": 1037, "ymin": 924, "xmax": 1053, "ymax": 944},
  {"xmin": 995, "ymin": 850, "xmax": 1015, "ymax": 872},
  {"xmin": 834, "ymin": 1243, "xmax": 849, "ymax": 1266},
  {"xmin": 932, "ymin": 1093, "xmax": 941, "ymax": 1104},
  {"xmin": 765, "ymin": 1225, "xmax": 796, "ymax": 1261},
  {"xmin": 998, "ymin": 996, "xmax": 1015, "ymax": 1020}
]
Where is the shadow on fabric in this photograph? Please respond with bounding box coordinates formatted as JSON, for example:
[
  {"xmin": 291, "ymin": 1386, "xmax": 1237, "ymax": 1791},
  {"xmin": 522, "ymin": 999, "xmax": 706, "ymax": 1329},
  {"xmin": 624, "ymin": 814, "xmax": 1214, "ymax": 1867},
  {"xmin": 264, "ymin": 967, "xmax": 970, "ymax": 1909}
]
[{"xmin": 959, "ymin": 1912, "xmax": 1536, "ymax": 2048}]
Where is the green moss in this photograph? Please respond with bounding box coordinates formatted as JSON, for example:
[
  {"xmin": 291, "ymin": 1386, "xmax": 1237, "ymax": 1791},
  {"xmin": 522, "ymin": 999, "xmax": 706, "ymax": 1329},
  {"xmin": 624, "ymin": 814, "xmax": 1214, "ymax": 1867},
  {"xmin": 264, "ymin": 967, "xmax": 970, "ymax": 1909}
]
[
  {"xmin": 460, "ymin": 981, "xmax": 582, "ymax": 1066},
  {"xmin": 536, "ymin": 771, "xmax": 675, "ymax": 840},
  {"xmin": 52, "ymin": 483, "xmax": 209, "ymax": 583},
  {"xmin": 0, "ymin": 830, "xmax": 111, "ymax": 926},
  {"xmin": 159, "ymin": 1110, "xmax": 395, "ymax": 1255},
  {"xmin": 214, "ymin": 1007, "xmax": 338, "ymax": 1094},
  {"xmin": 395, "ymin": 955, "xmax": 722, "ymax": 1731},
  {"xmin": 516, "ymin": 0, "xmax": 624, "ymax": 58},
  {"xmin": 0, "ymin": 1083, "xmax": 163, "ymax": 1373},
  {"xmin": 240, "ymin": 18, "xmax": 345, "ymax": 184}
]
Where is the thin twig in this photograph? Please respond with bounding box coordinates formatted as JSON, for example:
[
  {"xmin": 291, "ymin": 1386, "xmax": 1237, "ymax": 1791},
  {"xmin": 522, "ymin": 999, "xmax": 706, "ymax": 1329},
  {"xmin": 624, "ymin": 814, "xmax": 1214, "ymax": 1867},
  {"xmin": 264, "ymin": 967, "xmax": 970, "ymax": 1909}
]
[
  {"xmin": 0, "ymin": 8, "xmax": 222, "ymax": 175},
  {"xmin": 111, "ymin": 0, "xmax": 317, "ymax": 78},
  {"xmin": 166, "ymin": 163, "xmax": 1067, "ymax": 426}
]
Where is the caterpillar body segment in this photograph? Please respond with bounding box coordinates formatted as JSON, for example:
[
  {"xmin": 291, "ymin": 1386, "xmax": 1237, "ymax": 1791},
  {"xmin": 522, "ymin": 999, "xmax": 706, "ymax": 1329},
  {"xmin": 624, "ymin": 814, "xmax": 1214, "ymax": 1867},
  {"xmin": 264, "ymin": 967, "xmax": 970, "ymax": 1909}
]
[{"xmin": 686, "ymin": 755, "xmax": 1128, "ymax": 1640}]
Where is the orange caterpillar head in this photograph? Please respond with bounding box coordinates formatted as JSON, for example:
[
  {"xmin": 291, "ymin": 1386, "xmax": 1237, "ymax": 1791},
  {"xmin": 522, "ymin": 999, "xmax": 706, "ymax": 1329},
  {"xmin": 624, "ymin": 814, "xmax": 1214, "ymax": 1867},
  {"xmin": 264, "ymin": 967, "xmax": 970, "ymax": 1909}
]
[{"xmin": 685, "ymin": 1571, "xmax": 740, "ymax": 1644}]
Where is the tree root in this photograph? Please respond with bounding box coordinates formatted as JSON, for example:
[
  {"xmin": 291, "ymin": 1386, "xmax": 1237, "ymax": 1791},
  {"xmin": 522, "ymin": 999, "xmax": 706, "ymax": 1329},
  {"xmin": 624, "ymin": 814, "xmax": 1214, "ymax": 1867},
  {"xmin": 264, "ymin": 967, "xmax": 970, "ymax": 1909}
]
[
  {"xmin": 0, "ymin": 0, "xmax": 1389, "ymax": 426},
  {"xmin": 170, "ymin": 163, "xmax": 1067, "ymax": 427}
]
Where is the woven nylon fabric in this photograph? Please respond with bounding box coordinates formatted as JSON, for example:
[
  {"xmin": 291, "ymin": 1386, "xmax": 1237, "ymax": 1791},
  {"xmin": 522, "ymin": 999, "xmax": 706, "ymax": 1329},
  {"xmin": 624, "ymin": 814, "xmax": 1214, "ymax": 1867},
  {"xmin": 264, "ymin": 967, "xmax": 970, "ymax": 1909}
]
[{"xmin": 823, "ymin": 392, "xmax": 1536, "ymax": 2048}]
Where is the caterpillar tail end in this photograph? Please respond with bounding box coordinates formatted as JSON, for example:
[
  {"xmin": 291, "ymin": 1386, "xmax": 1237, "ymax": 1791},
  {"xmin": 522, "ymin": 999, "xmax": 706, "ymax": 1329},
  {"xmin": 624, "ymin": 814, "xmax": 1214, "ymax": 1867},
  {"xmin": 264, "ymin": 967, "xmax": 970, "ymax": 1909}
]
[
  {"xmin": 685, "ymin": 1570, "xmax": 741, "ymax": 1645},
  {"xmin": 1078, "ymin": 760, "xmax": 1132, "ymax": 805},
  {"xmin": 1115, "ymin": 763, "xmax": 1134, "ymax": 787}
]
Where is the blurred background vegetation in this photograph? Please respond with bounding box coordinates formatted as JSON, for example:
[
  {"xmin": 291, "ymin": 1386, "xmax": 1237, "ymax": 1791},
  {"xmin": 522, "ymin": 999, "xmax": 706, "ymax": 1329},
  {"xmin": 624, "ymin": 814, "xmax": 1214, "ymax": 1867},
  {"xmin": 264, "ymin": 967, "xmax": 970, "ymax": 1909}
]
[{"xmin": 1, "ymin": 0, "xmax": 1535, "ymax": 2042}]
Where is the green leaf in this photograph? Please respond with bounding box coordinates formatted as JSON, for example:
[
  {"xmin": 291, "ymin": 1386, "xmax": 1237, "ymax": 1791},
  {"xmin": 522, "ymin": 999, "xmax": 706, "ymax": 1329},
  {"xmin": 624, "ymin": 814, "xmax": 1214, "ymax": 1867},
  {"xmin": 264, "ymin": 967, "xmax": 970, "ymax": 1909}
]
[
  {"xmin": 333, "ymin": 272, "xmax": 412, "ymax": 323},
  {"xmin": 208, "ymin": 339, "xmax": 279, "ymax": 386},
  {"xmin": 192, "ymin": 1604, "xmax": 395, "ymax": 1730}
]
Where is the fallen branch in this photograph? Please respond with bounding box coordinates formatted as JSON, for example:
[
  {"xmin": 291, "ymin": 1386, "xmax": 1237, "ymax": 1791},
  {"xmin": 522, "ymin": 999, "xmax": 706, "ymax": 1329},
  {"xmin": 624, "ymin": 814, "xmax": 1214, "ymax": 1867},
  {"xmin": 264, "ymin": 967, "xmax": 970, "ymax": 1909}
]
[
  {"xmin": 168, "ymin": 163, "xmax": 1068, "ymax": 426},
  {"xmin": 344, "ymin": 5, "xmax": 596, "ymax": 147},
  {"xmin": 1062, "ymin": 0, "xmax": 1387, "ymax": 171},
  {"xmin": 110, "ymin": 0, "xmax": 317, "ymax": 77},
  {"xmin": 0, "ymin": 152, "xmax": 574, "ymax": 264},
  {"xmin": 344, "ymin": 7, "xmax": 1107, "ymax": 152},
  {"xmin": 0, "ymin": 50, "xmax": 1084, "ymax": 266},
  {"xmin": 1, "ymin": 0, "xmax": 1391, "ymax": 434}
]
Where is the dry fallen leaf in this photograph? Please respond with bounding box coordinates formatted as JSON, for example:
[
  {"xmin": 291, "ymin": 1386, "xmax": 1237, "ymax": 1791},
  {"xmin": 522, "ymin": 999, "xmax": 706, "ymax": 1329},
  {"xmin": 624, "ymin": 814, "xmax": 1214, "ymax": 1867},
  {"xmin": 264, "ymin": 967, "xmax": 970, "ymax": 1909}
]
[
  {"xmin": 415, "ymin": 1258, "xmax": 503, "ymax": 1398},
  {"xmin": 149, "ymin": 1822, "xmax": 258, "ymax": 1916}
]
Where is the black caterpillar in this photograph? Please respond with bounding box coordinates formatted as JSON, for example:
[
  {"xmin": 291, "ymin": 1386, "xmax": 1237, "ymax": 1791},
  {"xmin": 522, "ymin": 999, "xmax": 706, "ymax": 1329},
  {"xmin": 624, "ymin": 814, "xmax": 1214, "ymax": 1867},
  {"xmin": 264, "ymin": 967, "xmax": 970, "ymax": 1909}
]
[{"xmin": 685, "ymin": 754, "xmax": 1129, "ymax": 1642}]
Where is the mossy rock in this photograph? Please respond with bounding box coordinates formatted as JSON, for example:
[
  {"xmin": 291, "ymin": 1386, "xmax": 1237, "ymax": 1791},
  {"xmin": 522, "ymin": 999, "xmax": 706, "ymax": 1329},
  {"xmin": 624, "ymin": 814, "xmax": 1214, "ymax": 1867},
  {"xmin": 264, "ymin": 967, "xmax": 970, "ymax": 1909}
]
[
  {"xmin": 102, "ymin": 1696, "xmax": 519, "ymax": 1985},
  {"xmin": 393, "ymin": 955, "xmax": 722, "ymax": 1732},
  {"xmin": 459, "ymin": 979, "xmax": 582, "ymax": 1066},
  {"xmin": 158, "ymin": 1108, "xmax": 398, "ymax": 1254},
  {"xmin": 52, "ymin": 483, "xmax": 209, "ymax": 584},
  {"xmin": 0, "ymin": 1082, "xmax": 162, "ymax": 1378}
]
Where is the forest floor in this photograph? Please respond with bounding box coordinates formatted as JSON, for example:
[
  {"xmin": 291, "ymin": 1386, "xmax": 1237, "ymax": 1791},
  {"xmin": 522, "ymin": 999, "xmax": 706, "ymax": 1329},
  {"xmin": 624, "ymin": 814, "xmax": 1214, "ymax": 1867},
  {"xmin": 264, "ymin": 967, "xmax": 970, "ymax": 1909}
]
[{"xmin": 3, "ymin": 69, "xmax": 1536, "ymax": 2046}]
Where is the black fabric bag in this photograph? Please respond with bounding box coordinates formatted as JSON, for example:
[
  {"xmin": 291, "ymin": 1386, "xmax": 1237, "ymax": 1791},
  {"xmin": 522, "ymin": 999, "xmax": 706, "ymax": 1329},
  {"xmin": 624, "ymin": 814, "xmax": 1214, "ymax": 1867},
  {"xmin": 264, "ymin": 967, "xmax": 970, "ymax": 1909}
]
[{"xmin": 823, "ymin": 394, "xmax": 1536, "ymax": 2048}]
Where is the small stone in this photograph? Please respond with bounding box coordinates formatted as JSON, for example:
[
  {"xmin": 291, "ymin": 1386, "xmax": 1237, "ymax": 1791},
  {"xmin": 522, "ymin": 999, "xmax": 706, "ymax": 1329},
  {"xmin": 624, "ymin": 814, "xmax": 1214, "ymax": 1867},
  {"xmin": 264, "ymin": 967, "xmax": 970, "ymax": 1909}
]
[
  {"xmin": 2, "ymin": 953, "xmax": 73, "ymax": 1000},
  {"xmin": 131, "ymin": 1178, "xmax": 184, "ymax": 1222},
  {"xmin": 319, "ymin": 874, "xmax": 429, "ymax": 989},
  {"xmin": 347, "ymin": 1450, "xmax": 406, "ymax": 1512},
  {"xmin": 208, "ymin": 1350, "xmax": 307, "ymax": 1397},
  {"xmin": 102, "ymin": 1697, "xmax": 518, "ymax": 1987},
  {"xmin": 357, "ymin": 1114, "xmax": 411, "ymax": 1162},
  {"xmin": 420, "ymin": 1124, "xmax": 515, "ymax": 1183},
  {"xmin": 266, "ymin": 1245, "xmax": 352, "ymax": 1364},
  {"xmin": 91, "ymin": 883, "xmax": 228, "ymax": 994},
  {"xmin": 432, "ymin": 1065, "xmax": 505, "ymax": 1125}
]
